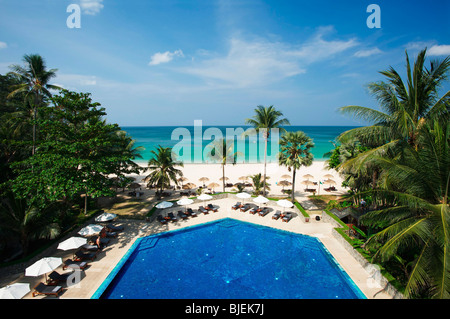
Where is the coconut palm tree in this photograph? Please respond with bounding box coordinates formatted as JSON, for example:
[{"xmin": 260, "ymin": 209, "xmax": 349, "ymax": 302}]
[
  {"xmin": 339, "ymin": 48, "xmax": 449, "ymax": 150},
  {"xmin": 359, "ymin": 121, "xmax": 450, "ymax": 298},
  {"xmin": 250, "ymin": 173, "xmax": 270, "ymax": 196},
  {"xmin": 144, "ymin": 146, "xmax": 183, "ymax": 199},
  {"xmin": 205, "ymin": 138, "xmax": 242, "ymax": 193},
  {"xmin": 278, "ymin": 131, "xmax": 314, "ymax": 202},
  {"xmin": 337, "ymin": 48, "xmax": 450, "ymax": 188},
  {"xmin": 245, "ymin": 105, "xmax": 290, "ymax": 195},
  {"xmin": 7, "ymin": 54, "xmax": 61, "ymax": 155}
]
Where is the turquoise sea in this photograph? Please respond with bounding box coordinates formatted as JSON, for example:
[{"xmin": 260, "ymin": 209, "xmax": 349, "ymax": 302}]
[{"xmin": 122, "ymin": 125, "xmax": 358, "ymax": 163}]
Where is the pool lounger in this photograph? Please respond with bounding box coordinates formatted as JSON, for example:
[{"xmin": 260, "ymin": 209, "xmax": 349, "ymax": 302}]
[
  {"xmin": 272, "ymin": 210, "xmax": 281, "ymax": 220},
  {"xmin": 168, "ymin": 212, "xmax": 177, "ymax": 222},
  {"xmin": 186, "ymin": 208, "xmax": 197, "ymax": 217},
  {"xmin": 249, "ymin": 206, "xmax": 258, "ymax": 214},
  {"xmin": 199, "ymin": 206, "xmax": 209, "ymax": 214},
  {"xmin": 177, "ymin": 211, "xmax": 188, "ymax": 219},
  {"xmin": 282, "ymin": 212, "xmax": 293, "ymax": 222},
  {"xmin": 32, "ymin": 282, "xmax": 64, "ymax": 297},
  {"xmin": 240, "ymin": 204, "xmax": 251, "ymax": 212},
  {"xmin": 258, "ymin": 207, "xmax": 270, "ymax": 217},
  {"xmin": 157, "ymin": 215, "xmax": 168, "ymax": 224},
  {"xmin": 207, "ymin": 204, "xmax": 218, "ymax": 212},
  {"xmin": 232, "ymin": 202, "xmax": 242, "ymax": 210},
  {"xmin": 63, "ymin": 259, "xmax": 88, "ymax": 271}
]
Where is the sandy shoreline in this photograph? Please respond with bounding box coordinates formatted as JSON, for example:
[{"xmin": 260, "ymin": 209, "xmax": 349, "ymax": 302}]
[{"xmin": 130, "ymin": 160, "xmax": 345, "ymax": 197}]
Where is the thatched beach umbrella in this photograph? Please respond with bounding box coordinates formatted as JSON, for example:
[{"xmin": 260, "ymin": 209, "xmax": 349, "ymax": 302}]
[
  {"xmin": 208, "ymin": 182, "xmax": 220, "ymax": 191},
  {"xmin": 323, "ymin": 174, "xmax": 334, "ymax": 179},
  {"xmin": 178, "ymin": 177, "xmax": 188, "ymax": 187},
  {"xmin": 281, "ymin": 174, "xmax": 291, "ymax": 180},
  {"xmin": 303, "ymin": 174, "xmax": 314, "ymax": 180},
  {"xmin": 238, "ymin": 176, "xmax": 249, "ymax": 181},
  {"xmin": 324, "ymin": 179, "xmax": 336, "ymax": 187},
  {"xmin": 278, "ymin": 180, "xmax": 292, "ymax": 190},
  {"xmin": 301, "ymin": 180, "xmax": 314, "ymax": 186},
  {"xmin": 182, "ymin": 182, "xmax": 196, "ymax": 190},
  {"xmin": 199, "ymin": 177, "xmax": 209, "ymax": 187}
]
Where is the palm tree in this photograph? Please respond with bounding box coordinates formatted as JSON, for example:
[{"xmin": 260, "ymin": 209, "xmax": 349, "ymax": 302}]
[
  {"xmin": 7, "ymin": 54, "xmax": 60, "ymax": 155},
  {"xmin": 144, "ymin": 146, "xmax": 183, "ymax": 199},
  {"xmin": 278, "ymin": 131, "xmax": 314, "ymax": 202},
  {"xmin": 339, "ymin": 48, "xmax": 449, "ymax": 149},
  {"xmin": 250, "ymin": 173, "xmax": 270, "ymax": 196},
  {"xmin": 359, "ymin": 121, "xmax": 450, "ymax": 298},
  {"xmin": 205, "ymin": 139, "xmax": 241, "ymax": 192},
  {"xmin": 245, "ymin": 105, "xmax": 290, "ymax": 195},
  {"xmin": 337, "ymin": 48, "xmax": 450, "ymax": 188}
]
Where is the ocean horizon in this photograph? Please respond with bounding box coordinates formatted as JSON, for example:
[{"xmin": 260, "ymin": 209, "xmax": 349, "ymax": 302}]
[{"xmin": 122, "ymin": 125, "xmax": 358, "ymax": 163}]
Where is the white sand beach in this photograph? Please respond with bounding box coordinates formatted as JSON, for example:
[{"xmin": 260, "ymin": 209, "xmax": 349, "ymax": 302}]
[{"xmin": 132, "ymin": 160, "xmax": 345, "ymax": 199}]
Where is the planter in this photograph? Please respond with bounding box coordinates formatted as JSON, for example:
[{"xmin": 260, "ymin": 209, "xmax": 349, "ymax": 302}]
[{"xmin": 305, "ymin": 217, "xmax": 310, "ymax": 222}]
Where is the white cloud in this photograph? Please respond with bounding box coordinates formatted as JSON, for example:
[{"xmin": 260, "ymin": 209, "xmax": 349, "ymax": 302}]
[
  {"xmin": 428, "ymin": 44, "xmax": 450, "ymax": 56},
  {"xmin": 180, "ymin": 27, "xmax": 357, "ymax": 88},
  {"xmin": 354, "ymin": 47, "xmax": 382, "ymax": 58},
  {"xmin": 148, "ymin": 50, "xmax": 184, "ymax": 66},
  {"xmin": 80, "ymin": 0, "xmax": 104, "ymax": 15},
  {"xmin": 0, "ymin": 41, "xmax": 7, "ymax": 49}
]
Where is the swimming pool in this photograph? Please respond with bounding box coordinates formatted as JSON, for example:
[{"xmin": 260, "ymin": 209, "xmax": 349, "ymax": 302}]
[{"xmin": 94, "ymin": 218, "xmax": 366, "ymax": 299}]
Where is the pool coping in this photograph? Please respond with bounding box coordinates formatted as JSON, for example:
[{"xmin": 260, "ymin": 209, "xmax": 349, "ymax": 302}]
[{"xmin": 91, "ymin": 218, "xmax": 366, "ymax": 299}]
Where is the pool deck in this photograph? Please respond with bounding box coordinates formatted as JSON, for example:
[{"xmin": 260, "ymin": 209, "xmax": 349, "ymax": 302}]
[{"xmin": 5, "ymin": 197, "xmax": 392, "ymax": 299}]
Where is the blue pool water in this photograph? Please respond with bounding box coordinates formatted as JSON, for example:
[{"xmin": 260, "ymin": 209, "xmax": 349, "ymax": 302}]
[{"xmin": 96, "ymin": 219, "xmax": 366, "ymax": 299}]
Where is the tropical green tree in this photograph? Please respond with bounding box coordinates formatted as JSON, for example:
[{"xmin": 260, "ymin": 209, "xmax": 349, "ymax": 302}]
[
  {"xmin": 7, "ymin": 54, "xmax": 61, "ymax": 155},
  {"xmin": 245, "ymin": 105, "xmax": 290, "ymax": 195},
  {"xmin": 144, "ymin": 146, "xmax": 184, "ymax": 199},
  {"xmin": 205, "ymin": 138, "xmax": 241, "ymax": 192},
  {"xmin": 337, "ymin": 48, "xmax": 450, "ymax": 191},
  {"xmin": 8, "ymin": 90, "xmax": 136, "ymax": 214},
  {"xmin": 278, "ymin": 131, "xmax": 314, "ymax": 202},
  {"xmin": 0, "ymin": 191, "xmax": 60, "ymax": 257},
  {"xmin": 359, "ymin": 121, "xmax": 450, "ymax": 298},
  {"xmin": 250, "ymin": 173, "xmax": 270, "ymax": 196}
]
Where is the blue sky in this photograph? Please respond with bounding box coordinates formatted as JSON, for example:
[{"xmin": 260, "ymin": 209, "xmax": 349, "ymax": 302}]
[{"xmin": 0, "ymin": 0, "xmax": 449, "ymax": 126}]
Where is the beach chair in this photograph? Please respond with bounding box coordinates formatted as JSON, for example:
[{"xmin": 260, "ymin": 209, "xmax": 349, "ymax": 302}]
[
  {"xmin": 47, "ymin": 271, "xmax": 72, "ymax": 286},
  {"xmin": 207, "ymin": 204, "xmax": 218, "ymax": 212},
  {"xmin": 63, "ymin": 259, "xmax": 88, "ymax": 271},
  {"xmin": 258, "ymin": 207, "xmax": 270, "ymax": 217},
  {"xmin": 199, "ymin": 206, "xmax": 209, "ymax": 214},
  {"xmin": 168, "ymin": 212, "xmax": 177, "ymax": 222},
  {"xmin": 240, "ymin": 204, "xmax": 251, "ymax": 212},
  {"xmin": 74, "ymin": 249, "xmax": 96, "ymax": 262},
  {"xmin": 177, "ymin": 211, "xmax": 188, "ymax": 220},
  {"xmin": 249, "ymin": 206, "xmax": 258, "ymax": 214},
  {"xmin": 106, "ymin": 223, "xmax": 124, "ymax": 232},
  {"xmin": 231, "ymin": 202, "xmax": 242, "ymax": 210},
  {"xmin": 282, "ymin": 212, "xmax": 293, "ymax": 223},
  {"xmin": 157, "ymin": 214, "xmax": 168, "ymax": 224},
  {"xmin": 32, "ymin": 282, "xmax": 63, "ymax": 297},
  {"xmin": 272, "ymin": 210, "xmax": 281, "ymax": 220},
  {"xmin": 186, "ymin": 208, "xmax": 197, "ymax": 217},
  {"xmin": 81, "ymin": 243, "xmax": 100, "ymax": 252}
]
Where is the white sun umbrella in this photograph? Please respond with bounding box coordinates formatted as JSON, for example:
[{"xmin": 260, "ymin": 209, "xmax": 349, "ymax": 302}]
[
  {"xmin": 78, "ymin": 224, "xmax": 104, "ymax": 236},
  {"xmin": 253, "ymin": 195, "xmax": 269, "ymax": 206},
  {"xmin": 95, "ymin": 212, "xmax": 117, "ymax": 223},
  {"xmin": 177, "ymin": 198, "xmax": 194, "ymax": 212},
  {"xmin": 0, "ymin": 283, "xmax": 30, "ymax": 299},
  {"xmin": 277, "ymin": 199, "xmax": 294, "ymax": 213},
  {"xmin": 197, "ymin": 194, "xmax": 213, "ymax": 201},
  {"xmin": 156, "ymin": 201, "xmax": 173, "ymax": 209},
  {"xmin": 236, "ymin": 192, "xmax": 251, "ymax": 205},
  {"xmin": 25, "ymin": 257, "xmax": 62, "ymax": 282},
  {"xmin": 57, "ymin": 236, "xmax": 87, "ymax": 251}
]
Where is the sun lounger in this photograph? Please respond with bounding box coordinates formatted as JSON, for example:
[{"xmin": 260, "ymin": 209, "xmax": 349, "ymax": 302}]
[
  {"xmin": 249, "ymin": 206, "xmax": 258, "ymax": 214},
  {"xmin": 81, "ymin": 244, "xmax": 100, "ymax": 252},
  {"xmin": 240, "ymin": 204, "xmax": 251, "ymax": 212},
  {"xmin": 232, "ymin": 202, "xmax": 242, "ymax": 210},
  {"xmin": 74, "ymin": 249, "xmax": 96, "ymax": 262},
  {"xmin": 207, "ymin": 204, "xmax": 218, "ymax": 212},
  {"xmin": 168, "ymin": 212, "xmax": 177, "ymax": 222},
  {"xmin": 106, "ymin": 223, "xmax": 124, "ymax": 232},
  {"xmin": 282, "ymin": 212, "xmax": 293, "ymax": 222},
  {"xmin": 177, "ymin": 211, "xmax": 188, "ymax": 219},
  {"xmin": 186, "ymin": 208, "xmax": 197, "ymax": 217},
  {"xmin": 63, "ymin": 259, "xmax": 88, "ymax": 271},
  {"xmin": 272, "ymin": 210, "xmax": 281, "ymax": 220},
  {"xmin": 157, "ymin": 214, "xmax": 168, "ymax": 224},
  {"xmin": 199, "ymin": 206, "xmax": 209, "ymax": 214},
  {"xmin": 32, "ymin": 282, "xmax": 63, "ymax": 297},
  {"xmin": 258, "ymin": 207, "xmax": 270, "ymax": 217},
  {"xmin": 47, "ymin": 271, "xmax": 72, "ymax": 286}
]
